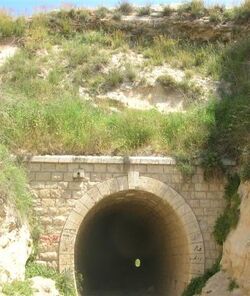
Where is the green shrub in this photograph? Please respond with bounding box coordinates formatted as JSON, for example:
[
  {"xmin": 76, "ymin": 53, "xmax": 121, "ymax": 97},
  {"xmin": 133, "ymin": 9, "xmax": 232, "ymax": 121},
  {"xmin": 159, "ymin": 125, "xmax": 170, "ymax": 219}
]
[
  {"xmin": 157, "ymin": 74, "xmax": 176, "ymax": 88},
  {"xmin": 176, "ymin": 155, "xmax": 196, "ymax": 177},
  {"xmin": 107, "ymin": 110, "xmax": 155, "ymax": 150},
  {"xmin": 103, "ymin": 68, "xmax": 124, "ymax": 89},
  {"xmin": 162, "ymin": 5, "xmax": 173, "ymax": 16},
  {"xmin": 234, "ymin": 0, "xmax": 250, "ymax": 21},
  {"xmin": 179, "ymin": 0, "xmax": 205, "ymax": 17},
  {"xmin": 137, "ymin": 6, "xmax": 151, "ymax": 16},
  {"xmin": 117, "ymin": 1, "xmax": 134, "ymax": 15},
  {"xmin": 0, "ymin": 145, "xmax": 32, "ymax": 216},
  {"xmin": 157, "ymin": 74, "xmax": 203, "ymax": 101},
  {"xmin": 143, "ymin": 36, "xmax": 177, "ymax": 65},
  {"xmin": 228, "ymin": 279, "xmax": 239, "ymax": 291},
  {"xmin": 0, "ymin": 11, "xmax": 25, "ymax": 39},
  {"xmin": 112, "ymin": 11, "xmax": 122, "ymax": 21},
  {"xmin": 161, "ymin": 104, "xmax": 215, "ymax": 157},
  {"xmin": 2, "ymin": 280, "xmax": 33, "ymax": 296},
  {"xmin": 26, "ymin": 262, "xmax": 76, "ymax": 296},
  {"xmin": 209, "ymin": 5, "xmax": 224, "ymax": 22},
  {"xmin": 213, "ymin": 174, "xmax": 241, "ymax": 245},
  {"xmin": 95, "ymin": 7, "xmax": 109, "ymax": 18},
  {"xmin": 182, "ymin": 259, "xmax": 220, "ymax": 296}
]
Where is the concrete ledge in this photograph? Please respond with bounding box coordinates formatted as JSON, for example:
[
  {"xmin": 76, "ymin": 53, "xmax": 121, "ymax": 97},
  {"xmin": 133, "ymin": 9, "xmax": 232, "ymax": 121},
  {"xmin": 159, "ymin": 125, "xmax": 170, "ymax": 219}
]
[{"xmin": 23, "ymin": 155, "xmax": 236, "ymax": 166}]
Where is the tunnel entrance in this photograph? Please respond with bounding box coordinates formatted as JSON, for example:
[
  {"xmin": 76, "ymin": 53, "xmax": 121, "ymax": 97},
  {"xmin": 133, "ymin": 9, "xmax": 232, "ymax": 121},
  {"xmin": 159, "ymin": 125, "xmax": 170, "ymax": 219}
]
[{"xmin": 75, "ymin": 190, "xmax": 190, "ymax": 296}]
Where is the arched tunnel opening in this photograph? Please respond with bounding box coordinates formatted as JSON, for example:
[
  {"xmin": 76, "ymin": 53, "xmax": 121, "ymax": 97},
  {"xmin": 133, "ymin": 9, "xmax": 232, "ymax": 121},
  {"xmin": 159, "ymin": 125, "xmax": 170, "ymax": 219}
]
[{"xmin": 75, "ymin": 190, "xmax": 190, "ymax": 296}]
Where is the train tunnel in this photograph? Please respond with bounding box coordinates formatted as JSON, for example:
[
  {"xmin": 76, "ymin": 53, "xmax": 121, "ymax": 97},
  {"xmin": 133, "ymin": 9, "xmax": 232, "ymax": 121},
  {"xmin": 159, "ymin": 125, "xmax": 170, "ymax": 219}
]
[{"xmin": 74, "ymin": 190, "xmax": 190, "ymax": 296}]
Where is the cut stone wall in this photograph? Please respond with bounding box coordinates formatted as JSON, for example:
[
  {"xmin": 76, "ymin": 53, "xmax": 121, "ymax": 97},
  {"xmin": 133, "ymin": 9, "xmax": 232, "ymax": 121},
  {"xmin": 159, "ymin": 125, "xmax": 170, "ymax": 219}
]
[{"xmin": 24, "ymin": 155, "xmax": 228, "ymax": 288}]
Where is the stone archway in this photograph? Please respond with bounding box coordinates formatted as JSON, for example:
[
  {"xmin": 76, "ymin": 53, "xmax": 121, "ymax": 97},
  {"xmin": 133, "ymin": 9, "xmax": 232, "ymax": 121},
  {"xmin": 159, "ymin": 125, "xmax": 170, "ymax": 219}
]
[{"xmin": 59, "ymin": 175, "xmax": 205, "ymax": 296}]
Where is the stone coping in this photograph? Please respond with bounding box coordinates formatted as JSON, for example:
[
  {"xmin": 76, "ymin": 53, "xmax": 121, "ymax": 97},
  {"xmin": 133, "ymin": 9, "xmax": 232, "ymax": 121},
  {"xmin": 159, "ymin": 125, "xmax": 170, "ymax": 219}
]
[{"xmin": 23, "ymin": 155, "xmax": 236, "ymax": 166}]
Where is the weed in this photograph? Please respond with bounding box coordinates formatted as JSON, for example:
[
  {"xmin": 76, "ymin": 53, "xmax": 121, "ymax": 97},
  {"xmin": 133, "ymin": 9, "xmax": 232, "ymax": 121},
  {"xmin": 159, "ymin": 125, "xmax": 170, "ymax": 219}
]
[
  {"xmin": 209, "ymin": 6, "xmax": 224, "ymax": 22},
  {"xmin": 103, "ymin": 68, "xmax": 124, "ymax": 90},
  {"xmin": 112, "ymin": 11, "xmax": 122, "ymax": 21},
  {"xmin": 182, "ymin": 259, "xmax": 220, "ymax": 296},
  {"xmin": 143, "ymin": 36, "xmax": 177, "ymax": 65},
  {"xmin": 2, "ymin": 280, "xmax": 33, "ymax": 296},
  {"xmin": 157, "ymin": 74, "xmax": 176, "ymax": 88},
  {"xmin": 176, "ymin": 155, "xmax": 196, "ymax": 177},
  {"xmin": 117, "ymin": 1, "xmax": 134, "ymax": 15},
  {"xmin": 124, "ymin": 63, "xmax": 137, "ymax": 81},
  {"xmin": 228, "ymin": 279, "xmax": 239, "ymax": 291},
  {"xmin": 179, "ymin": 0, "xmax": 205, "ymax": 17},
  {"xmin": 0, "ymin": 145, "xmax": 32, "ymax": 216},
  {"xmin": 213, "ymin": 174, "xmax": 241, "ymax": 245},
  {"xmin": 107, "ymin": 110, "xmax": 155, "ymax": 151},
  {"xmin": 162, "ymin": 6, "xmax": 173, "ymax": 16},
  {"xmin": 96, "ymin": 7, "xmax": 109, "ymax": 19},
  {"xmin": 137, "ymin": 6, "xmax": 151, "ymax": 16},
  {"xmin": 157, "ymin": 74, "xmax": 203, "ymax": 101},
  {"xmin": 0, "ymin": 11, "xmax": 25, "ymax": 39},
  {"xmin": 25, "ymin": 262, "xmax": 76, "ymax": 296}
]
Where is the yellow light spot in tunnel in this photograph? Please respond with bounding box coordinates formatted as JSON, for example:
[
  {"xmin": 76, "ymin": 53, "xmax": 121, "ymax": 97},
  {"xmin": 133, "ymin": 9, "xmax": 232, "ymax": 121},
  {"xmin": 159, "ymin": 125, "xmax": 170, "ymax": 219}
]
[{"xmin": 135, "ymin": 258, "xmax": 141, "ymax": 268}]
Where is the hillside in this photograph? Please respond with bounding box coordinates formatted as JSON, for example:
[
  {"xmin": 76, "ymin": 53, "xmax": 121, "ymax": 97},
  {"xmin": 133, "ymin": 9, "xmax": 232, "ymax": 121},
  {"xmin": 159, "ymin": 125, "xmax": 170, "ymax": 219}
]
[
  {"xmin": 0, "ymin": 2, "xmax": 249, "ymax": 295},
  {"xmin": 0, "ymin": 4, "xmax": 249, "ymax": 175}
]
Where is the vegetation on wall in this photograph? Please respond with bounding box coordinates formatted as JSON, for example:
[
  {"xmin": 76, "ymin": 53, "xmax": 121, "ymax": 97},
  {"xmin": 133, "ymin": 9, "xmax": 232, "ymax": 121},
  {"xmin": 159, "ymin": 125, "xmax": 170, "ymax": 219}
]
[
  {"xmin": 0, "ymin": 4, "xmax": 249, "ymax": 296},
  {"xmin": 182, "ymin": 259, "xmax": 220, "ymax": 296},
  {"xmin": 0, "ymin": 8, "xmax": 249, "ymax": 176},
  {"xmin": 25, "ymin": 262, "xmax": 76, "ymax": 296},
  {"xmin": 213, "ymin": 174, "xmax": 241, "ymax": 245},
  {"xmin": 2, "ymin": 262, "xmax": 76, "ymax": 296},
  {"xmin": 0, "ymin": 144, "xmax": 32, "ymax": 216}
]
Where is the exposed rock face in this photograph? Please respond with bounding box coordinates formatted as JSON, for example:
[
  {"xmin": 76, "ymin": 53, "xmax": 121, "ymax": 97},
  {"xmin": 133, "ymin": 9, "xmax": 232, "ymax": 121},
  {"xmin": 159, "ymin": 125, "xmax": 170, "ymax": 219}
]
[
  {"xmin": 0, "ymin": 202, "xmax": 32, "ymax": 284},
  {"xmin": 221, "ymin": 181, "xmax": 250, "ymax": 295},
  {"xmin": 199, "ymin": 271, "xmax": 242, "ymax": 296},
  {"xmin": 31, "ymin": 276, "xmax": 60, "ymax": 296},
  {"xmin": 97, "ymin": 16, "xmax": 250, "ymax": 42}
]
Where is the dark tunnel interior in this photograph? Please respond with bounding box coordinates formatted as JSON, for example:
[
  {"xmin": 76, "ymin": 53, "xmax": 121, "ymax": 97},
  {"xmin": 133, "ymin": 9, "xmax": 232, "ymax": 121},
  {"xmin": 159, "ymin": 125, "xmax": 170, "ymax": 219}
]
[{"xmin": 75, "ymin": 191, "xmax": 190, "ymax": 296}]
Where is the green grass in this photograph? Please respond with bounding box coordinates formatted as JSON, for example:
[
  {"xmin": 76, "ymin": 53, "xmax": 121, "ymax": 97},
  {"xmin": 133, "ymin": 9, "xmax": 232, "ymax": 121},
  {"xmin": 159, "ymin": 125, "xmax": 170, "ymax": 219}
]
[
  {"xmin": 25, "ymin": 262, "xmax": 76, "ymax": 296},
  {"xmin": 182, "ymin": 259, "xmax": 220, "ymax": 296},
  {"xmin": 0, "ymin": 145, "xmax": 32, "ymax": 216},
  {"xmin": 179, "ymin": 0, "xmax": 206, "ymax": 17},
  {"xmin": 2, "ymin": 262, "xmax": 76, "ymax": 296},
  {"xmin": 0, "ymin": 94, "xmax": 216, "ymax": 158},
  {"xmin": 2, "ymin": 280, "xmax": 33, "ymax": 296},
  {"xmin": 157, "ymin": 74, "xmax": 203, "ymax": 102},
  {"xmin": 137, "ymin": 6, "xmax": 151, "ymax": 16},
  {"xmin": 142, "ymin": 37, "xmax": 224, "ymax": 78},
  {"xmin": 0, "ymin": 11, "xmax": 26, "ymax": 40},
  {"xmin": 0, "ymin": 11, "xmax": 248, "ymax": 179},
  {"xmin": 213, "ymin": 174, "xmax": 241, "ymax": 245},
  {"xmin": 117, "ymin": 1, "xmax": 134, "ymax": 15},
  {"xmin": 228, "ymin": 279, "xmax": 239, "ymax": 291}
]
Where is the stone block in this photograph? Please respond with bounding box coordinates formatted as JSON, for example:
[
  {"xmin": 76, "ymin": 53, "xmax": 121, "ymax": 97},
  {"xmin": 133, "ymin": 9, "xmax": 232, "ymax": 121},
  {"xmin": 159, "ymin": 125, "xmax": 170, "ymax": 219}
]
[
  {"xmin": 107, "ymin": 164, "xmax": 123, "ymax": 173},
  {"xmin": 147, "ymin": 164, "xmax": 164, "ymax": 173},
  {"xmin": 41, "ymin": 163, "xmax": 56, "ymax": 171},
  {"xmin": 36, "ymin": 172, "xmax": 51, "ymax": 181},
  {"xmin": 200, "ymin": 200, "xmax": 211, "ymax": 208},
  {"xmin": 94, "ymin": 164, "xmax": 107, "ymax": 172},
  {"xmin": 55, "ymin": 164, "xmax": 68, "ymax": 172},
  {"xmin": 79, "ymin": 164, "xmax": 94, "ymax": 172},
  {"xmin": 53, "ymin": 216, "xmax": 67, "ymax": 226},
  {"xmin": 195, "ymin": 183, "xmax": 209, "ymax": 191},
  {"xmin": 42, "ymin": 198, "xmax": 55, "ymax": 207},
  {"xmin": 40, "ymin": 252, "xmax": 58, "ymax": 261},
  {"xmin": 29, "ymin": 163, "xmax": 41, "ymax": 172},
  {"xmin": 68, "ymin": 181, "xmax": 85, "ymax": 190},
  {"xmin": 51, "ymin": 172, "xmax": 63, "ymax": 181}
]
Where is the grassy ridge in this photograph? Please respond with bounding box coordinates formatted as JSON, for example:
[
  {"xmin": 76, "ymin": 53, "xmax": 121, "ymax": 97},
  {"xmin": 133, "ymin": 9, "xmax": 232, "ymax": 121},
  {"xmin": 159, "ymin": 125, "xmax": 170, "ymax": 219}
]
[
  {"xmin": 0, "ymin": 96, "xmax": 215, "ymax": 157},
  {"xmin": 0, "ymin": 144, "xmax": 32, "ymax": 216},
  {"xmin": 0, "ymin": 9, "xmax": 249, "ymax": 176}
]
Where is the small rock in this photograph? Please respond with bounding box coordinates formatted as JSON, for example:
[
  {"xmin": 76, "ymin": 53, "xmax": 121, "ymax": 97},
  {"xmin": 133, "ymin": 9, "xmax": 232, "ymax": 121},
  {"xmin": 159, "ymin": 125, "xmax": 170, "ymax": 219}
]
[{"xmin": 31, "ymin": 276, "xmax": 60, "ymax": 296}]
